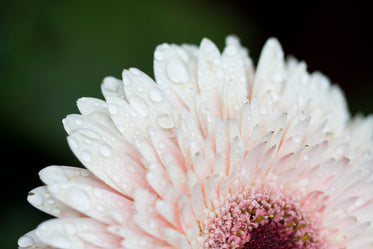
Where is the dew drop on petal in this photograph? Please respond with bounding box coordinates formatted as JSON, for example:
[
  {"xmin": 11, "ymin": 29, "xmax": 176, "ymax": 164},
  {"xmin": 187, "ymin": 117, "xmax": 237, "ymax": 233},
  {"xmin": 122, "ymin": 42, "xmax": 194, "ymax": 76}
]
[
  {"xmin": 81, "ymin": 151, "xmax": 92, "ymax": 162},
  {"xmin": 93, "ymin": 188, "xmax": 104, "ymax": 199},
  {"xmin": 129, "ymin": 95, "xmax": 149, "ymax": 117},
  {"xmin": 108, "ymin": 104, "xmax": 119, "ymax": 115},
  {"xmin": 67, "ymin": 187, "xmax": 91, "ymax": 211},
  {"xmin": 74, "ymin": 118, "xmax": 83, "ymax": 126},
  {"xmin": 157, "ymin": 115, "xmax": 175, "ymax": 129},
  {"xmin": 52, "ymin": 208, "xmax": 61, "ymax": 215},
  {"xmin": 99, "ymin": 143, "xmax": 112, "ymax": 158},
  {"xmin": 49, "ymin": 235, "xmax": 72, "ymax": 248},
  {"xmin": 166, "ymin": 57, "xmax": 190, "ymax": 84},
  {"xmin": 150, "ymin": 88, "xmax": 164, "ymax": 103}
]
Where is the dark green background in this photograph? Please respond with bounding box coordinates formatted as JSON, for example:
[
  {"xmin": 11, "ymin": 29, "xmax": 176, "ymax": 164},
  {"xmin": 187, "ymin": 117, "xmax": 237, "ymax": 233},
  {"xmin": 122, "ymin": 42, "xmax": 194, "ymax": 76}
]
[{"xmin": 1, "ymin": 1, "xmax": 372, "ymax": 248}]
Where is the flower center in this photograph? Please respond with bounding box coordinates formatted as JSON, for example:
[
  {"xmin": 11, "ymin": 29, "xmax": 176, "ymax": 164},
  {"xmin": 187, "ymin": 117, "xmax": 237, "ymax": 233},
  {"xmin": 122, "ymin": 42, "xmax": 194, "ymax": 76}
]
[
  {"xmin": 201, "ymin": 185, "xmax": 323, "ymax": 249},
  {"xmin": 242, "ymin": 222, "xmax": 296, "ymax": 249}
]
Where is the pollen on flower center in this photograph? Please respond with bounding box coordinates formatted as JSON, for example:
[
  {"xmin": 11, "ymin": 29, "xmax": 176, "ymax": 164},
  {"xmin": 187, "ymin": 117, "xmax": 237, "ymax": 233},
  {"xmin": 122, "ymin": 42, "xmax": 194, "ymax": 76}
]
[{"xmin": 201, "ymin": 185, "xmax": 324, "ymax": 249}]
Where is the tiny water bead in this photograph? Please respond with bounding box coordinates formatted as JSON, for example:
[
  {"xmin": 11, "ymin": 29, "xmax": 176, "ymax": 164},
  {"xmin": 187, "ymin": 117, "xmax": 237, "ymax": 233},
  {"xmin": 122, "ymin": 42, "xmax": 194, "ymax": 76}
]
[{"xmin": 201, "ymin": 185, "xmax": 324, "ymax": 249}]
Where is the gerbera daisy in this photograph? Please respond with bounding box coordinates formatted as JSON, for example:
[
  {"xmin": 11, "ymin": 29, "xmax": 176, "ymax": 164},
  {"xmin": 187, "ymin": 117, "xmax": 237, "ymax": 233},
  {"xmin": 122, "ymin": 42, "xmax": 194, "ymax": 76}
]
[{"xmin": 18, "ymin": 36, "xmax": 373, "ymax": 249}]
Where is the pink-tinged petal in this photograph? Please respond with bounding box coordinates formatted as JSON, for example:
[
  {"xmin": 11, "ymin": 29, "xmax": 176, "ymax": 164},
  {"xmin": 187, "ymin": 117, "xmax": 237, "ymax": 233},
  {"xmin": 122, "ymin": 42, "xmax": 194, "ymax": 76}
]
[
  {"xmin": 28, "ymin": 186, "xmax": 83, "ymax": 218},
  {"xmin": 18, "ymin": 230, "xmax": 54, "ymax": 249},
  {"xmin": 146, "ymin": 163, "xmax": 171, "ymax": 199},
  {"xmin": 253, "ymin": 38, "xmax": 285, "ymax": 102},
  {"xmin": 221, "ymin": 36, "xmax": 253, "ymax": 107},
  {"xmin": 36, "ymin": 218, "xmax": 119, "ymax": 249},
  {"xmin": 190, "ymin": 181, "xmax": 205, "ymax": 218},
  {"xmin": 122, "ymin": 68, "xmax": 174, "ymax": 133},
  {"xmin": 133, "ymin": 189, "xmax": 170, "ymax": 239},
  {"xmin": 163, "ymin": 228, "xmax": 191, "ymax": 249},
  {"xmin": 154, "ymin": 43, "xmax": 198, "ymax": 111},
  {"xmin": 149, "ymin": 127, "xmax": 186, "ymax": 172},
  {"xmin": 197, "ymin": 38, "xmax": 223, "ymax": 117},
  {"xmin": 47, "ymin": 182, "xmax": 133, "ymax": 225},
  {"xmin": 39, "ymin": 166, "xmax": 103, "ymax": 187},
  {"xmin": 67, "ymin": 129, "xmax": 149, "ymax": 197}
]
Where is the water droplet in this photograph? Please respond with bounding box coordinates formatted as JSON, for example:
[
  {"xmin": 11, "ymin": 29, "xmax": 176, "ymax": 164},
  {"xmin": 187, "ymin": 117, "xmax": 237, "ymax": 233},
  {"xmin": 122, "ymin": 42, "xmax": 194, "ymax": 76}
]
[
  {"xmin": 28, "ymin": 191, "xmax": 43, "ymax": 206},
  {"xmin": 52, "ymin": 208, "xmax": 61, "ymax": 215},
  {"xmin": 46, "ymin": 199, "xmax": 55, "ymax": 205},
  {"xmin": 154, "ymin": 50, "xmax": 164, "ymax": 61},
  {"xmin": 49, "ymin": 235, "xmax": 72, "ymax": 248},
  {"xmin": 112, "ymin": 174, "xmax": 120, "ymax": 183},
  {"xmin": 67, "ymin": 187, "xmax": 91, "ymax": 211},
  {"xmin": 150, "ymin": 88, "xmax": 164, "ymax": 103},
  {"xmin": 129, "ymin": 95, "xmax": 149, "ymax": 117},
  {"xmin": 74, "ymin": 118, "xmax": 83, "ymax": 126},
  {"xmin": 166, "ymin": 58, "xmax": 190, "ymax": 84},
  {"xmin": 102, "ymin": 77, "xmax": 119, "ymax": 92},
  {"xmin": 157, "ymin": 115, "xmax": 175, "ymax": 129},
  {"xmin": 81, "ymin": 151, "xmax": 92, "ymax": 162},
  {"xmin": 108, "ymin": 104, "xmax": 119, "ymax": 115},
  {"xmin": 93, "ymin": 188, "xmax": 104, "ymax": 199},
  {"xmin": 99, "ymin": 143, "xmax": 112, "ymax": 157},
  {"xmin": 127, "ymin": 165, "xmax": 135, "ymax": 173},
  {"xmin": 129, "ymin": 67, "xmax": 141, "ymax": 76}
]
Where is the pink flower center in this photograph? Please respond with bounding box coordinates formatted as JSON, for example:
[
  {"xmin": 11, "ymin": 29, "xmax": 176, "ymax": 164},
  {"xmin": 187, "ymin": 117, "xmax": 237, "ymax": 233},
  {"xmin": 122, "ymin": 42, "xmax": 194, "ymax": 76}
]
[{"xmin": 201, "ymin": 185, "xmax": 324, "ymax": 249}]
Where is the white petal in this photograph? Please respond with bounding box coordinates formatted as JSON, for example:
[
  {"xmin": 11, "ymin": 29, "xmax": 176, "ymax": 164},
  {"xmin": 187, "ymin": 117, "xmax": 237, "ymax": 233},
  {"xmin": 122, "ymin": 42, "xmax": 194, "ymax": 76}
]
[
  {"xmin": 28, "ymin": 186, "xmax": 83, "ymax": 218},
  {"xmin": 47, "ymin": 181, "xmax": 133, "ymax": 224},
  {"xmin": 154, "ymin": 43, "xmax": 198, "ymax": 110},
  {"xmin": 253, "ymin": 38, "xmax": 285, "ymax": 102}
]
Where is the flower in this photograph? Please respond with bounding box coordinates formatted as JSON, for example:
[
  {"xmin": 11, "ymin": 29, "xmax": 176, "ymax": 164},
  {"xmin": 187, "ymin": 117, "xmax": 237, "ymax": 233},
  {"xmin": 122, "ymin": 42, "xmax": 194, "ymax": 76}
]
[{"xmin": 19, "ymin": 36, "xmax": 373, "ymax": 249}]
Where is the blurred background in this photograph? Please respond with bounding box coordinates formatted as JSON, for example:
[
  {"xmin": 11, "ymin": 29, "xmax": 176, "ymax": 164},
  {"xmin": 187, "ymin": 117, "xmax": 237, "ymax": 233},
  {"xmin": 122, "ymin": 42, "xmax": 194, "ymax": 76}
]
[{"xmin": 0, "ymin": 0, "xmax": 372, "ymax": 248}]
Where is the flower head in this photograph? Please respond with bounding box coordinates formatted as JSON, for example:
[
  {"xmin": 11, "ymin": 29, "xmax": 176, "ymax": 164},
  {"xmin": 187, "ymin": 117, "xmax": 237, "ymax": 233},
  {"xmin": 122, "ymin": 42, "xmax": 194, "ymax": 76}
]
[{"xmin": 19, "ymin": 36, "xmax": 373, "ymax": 249}]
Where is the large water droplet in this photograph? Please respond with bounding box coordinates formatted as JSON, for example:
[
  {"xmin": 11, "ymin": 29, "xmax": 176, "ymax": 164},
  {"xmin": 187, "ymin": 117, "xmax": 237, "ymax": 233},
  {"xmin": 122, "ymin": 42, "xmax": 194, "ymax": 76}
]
[
  {"xmin": 150, "ymin": 88, "xmax": 164, "ymax": 103},
  {"xmin": 67, "ymin": 187, "xmax": 91, "ymax": 211},
  {"xmin": 129, "ymin": 95, "xmax": 149, "ymax": 117},
  {"xmin": 157, "ymin": 115, "xmax": 175, "ymax": 129},
  {"xmin": 166, "ymin": 58, "xmax": 190, "ymax": 84},
  {"xmin": 99, "ymin": 143, "xmax": 112, "ymax": 157}
]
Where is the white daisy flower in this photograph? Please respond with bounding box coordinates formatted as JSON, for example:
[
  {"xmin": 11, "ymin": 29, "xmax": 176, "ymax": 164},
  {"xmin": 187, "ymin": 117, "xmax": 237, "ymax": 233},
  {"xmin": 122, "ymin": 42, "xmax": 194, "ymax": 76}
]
[{"xmin": 18, "ymin": 36, "xmax": 373, "ymax": 249}]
